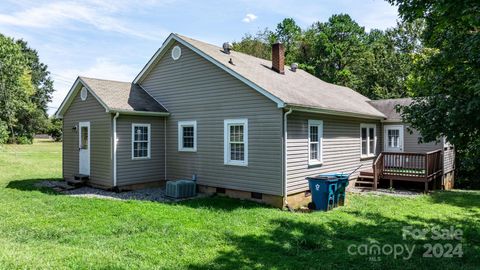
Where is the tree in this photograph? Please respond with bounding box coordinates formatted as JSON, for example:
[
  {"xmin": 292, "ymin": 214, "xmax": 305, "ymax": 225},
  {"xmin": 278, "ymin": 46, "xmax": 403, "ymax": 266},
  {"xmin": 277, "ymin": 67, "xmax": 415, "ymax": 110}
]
[
  {"xmin": 232, "ymin": 29, "xmax": 272, "ymax": 60},
  {"xmin": 360, "ymin": 20, "xmax": 425, "ymax": 99},
  {"xmin": 16, "ymin": 39, "xmax": 55, "ymax": 114},
  {"xmin": 388, "ymin": 0, "xmax": 480, "ymax": 181},
  {"xmin": 0, "ymin": 34, "xmax": 26, "ymax": 142},
  {"xmin": 306, "ymin": 14, "xmax": 369, "ymax": 94},
  {"xmin": 0, "ymin": 34, "xmax": 51, "ymax": 143}
]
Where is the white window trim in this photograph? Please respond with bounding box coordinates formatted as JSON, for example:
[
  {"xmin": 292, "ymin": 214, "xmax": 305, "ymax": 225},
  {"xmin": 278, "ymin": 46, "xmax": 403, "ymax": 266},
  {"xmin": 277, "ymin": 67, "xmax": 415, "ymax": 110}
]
[
  {"xmin": 131, "ymin": 123, "xmax": 151, "ymax": 160},
  {"xmin": 224, "ymin": 119, "xmax": 248, "ymax": 166},
  {"xmin": 360, "ymin": 123, "xmax": 377, "ymax": 158},
  {"xmin": 308, "ymin": 120, "xmax": 323, "ymax": 166},
  {"xmin": 178, "ymin": 120, "xmax": 197, "ymax": 152}
]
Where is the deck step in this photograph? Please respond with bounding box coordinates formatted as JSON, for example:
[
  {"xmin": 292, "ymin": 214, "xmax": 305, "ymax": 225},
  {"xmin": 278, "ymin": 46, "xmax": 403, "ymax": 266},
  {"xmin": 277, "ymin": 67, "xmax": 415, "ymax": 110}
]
[
  {"xmin": 68, "ymin": 174, "xmax": 89, "ymax": 187},
  {"xmin": 355, "ymin": 180, "xmax": 374, "ymax": 185}
]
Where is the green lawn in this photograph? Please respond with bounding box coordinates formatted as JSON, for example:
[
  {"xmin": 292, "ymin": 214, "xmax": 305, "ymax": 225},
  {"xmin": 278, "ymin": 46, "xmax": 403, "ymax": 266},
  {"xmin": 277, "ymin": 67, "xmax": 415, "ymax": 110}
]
[{"xmin": 0, "ymin": 140, "xmax": 479, "ymax": 269}]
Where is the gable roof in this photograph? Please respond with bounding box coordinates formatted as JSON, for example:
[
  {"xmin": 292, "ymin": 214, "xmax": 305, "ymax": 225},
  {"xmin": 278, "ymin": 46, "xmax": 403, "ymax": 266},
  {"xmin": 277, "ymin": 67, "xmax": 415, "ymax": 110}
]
[
  {"xmin": 134, "ymin": 33, "xmax": 386, "ymax": 119},
  {"xmin": 368, "ymin": 98, "xmax": 412, "ymax": 122},
  {"xmin": 55, "ymin": 76, "xmax": 168, "ymax": 118}
]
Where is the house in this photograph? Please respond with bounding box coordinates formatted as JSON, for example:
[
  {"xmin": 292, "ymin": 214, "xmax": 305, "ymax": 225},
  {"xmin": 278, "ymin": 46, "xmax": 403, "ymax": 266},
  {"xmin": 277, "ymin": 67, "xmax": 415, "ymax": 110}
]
[{"xmin": 55, "ymin": 33, "xmax": 455, "ymax": 208}]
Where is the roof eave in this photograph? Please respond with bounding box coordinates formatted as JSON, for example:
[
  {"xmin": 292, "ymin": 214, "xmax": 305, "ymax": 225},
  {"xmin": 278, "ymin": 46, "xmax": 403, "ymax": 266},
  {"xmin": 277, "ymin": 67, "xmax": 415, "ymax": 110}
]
[
  {"xmin": 287, "ymin": 104, "xmax": 386, "ymax": 120},
  {"xmin": 381, "ymin": 119, "xmax": 403, "ymax": 123},
  {"xmin": 110, "ymin": 110, "xmax": 170, "ymax": 117}
]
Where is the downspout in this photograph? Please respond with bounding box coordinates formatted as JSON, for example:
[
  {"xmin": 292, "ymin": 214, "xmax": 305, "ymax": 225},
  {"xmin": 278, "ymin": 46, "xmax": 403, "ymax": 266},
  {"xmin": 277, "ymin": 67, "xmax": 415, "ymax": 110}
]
[
  {"xmin": 441, "ymin": 137, "xmax": 446, "ymax": 189},
  {"xmin": 164, "ymin": 117, "xmax": 167, "ymax": 181},
  {"xmin": 283, "ymin": 108, "xmax": 293, "ymax": 208},
  {"xmin": 113, "ymin": 112, "xmax": 120, "ymax": 187}
]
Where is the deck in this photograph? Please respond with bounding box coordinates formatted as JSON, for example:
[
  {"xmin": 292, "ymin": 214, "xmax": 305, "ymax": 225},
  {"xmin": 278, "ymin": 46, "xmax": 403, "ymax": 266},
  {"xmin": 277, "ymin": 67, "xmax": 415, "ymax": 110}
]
[{"xmin": 358, "ymin": 150, "xmax": 443, "ymax": 192}]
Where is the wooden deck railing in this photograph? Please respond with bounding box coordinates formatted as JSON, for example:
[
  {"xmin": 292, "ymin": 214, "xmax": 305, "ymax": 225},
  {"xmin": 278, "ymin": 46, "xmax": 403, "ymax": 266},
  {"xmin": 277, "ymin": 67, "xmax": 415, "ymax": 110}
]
[
  {"xmin": 425, "ymin": 150, "xmax": 443, "ymax": 179},
  {"xmin": 372, "ymin": 153, "xmax": 384, "ymax": 191},
  {"xmin": 372, "ymin": 150, "xmax": 443, "ymax": 190}
]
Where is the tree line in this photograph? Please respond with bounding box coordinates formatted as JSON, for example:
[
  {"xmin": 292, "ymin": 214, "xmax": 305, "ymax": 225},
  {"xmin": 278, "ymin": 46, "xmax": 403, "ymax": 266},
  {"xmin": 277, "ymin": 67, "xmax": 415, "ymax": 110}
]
[{"xmin": 0, "ymin": 34, "xmax": 60, "ymax": 144}]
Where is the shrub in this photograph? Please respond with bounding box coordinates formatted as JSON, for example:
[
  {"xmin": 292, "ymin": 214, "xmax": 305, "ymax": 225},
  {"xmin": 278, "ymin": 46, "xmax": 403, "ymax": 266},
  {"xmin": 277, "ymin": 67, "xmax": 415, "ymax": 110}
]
[
  {"xmin": 47, "ymin": 118, "xmax": 62, "ymax": 142},
  {"xmin": 0, "ymin": 121, "xmax": 8, "ymax": 144},
  {"xmin": 16, "ymin": 135, "xmax": 33, "ymax": 144}
]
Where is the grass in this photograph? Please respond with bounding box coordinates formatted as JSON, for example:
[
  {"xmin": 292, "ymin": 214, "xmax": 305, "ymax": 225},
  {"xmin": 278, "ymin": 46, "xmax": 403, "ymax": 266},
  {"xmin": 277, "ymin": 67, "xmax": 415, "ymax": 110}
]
[{"xmin": 0, "ymin": 140, "xmax": 479, "ymax": 269}]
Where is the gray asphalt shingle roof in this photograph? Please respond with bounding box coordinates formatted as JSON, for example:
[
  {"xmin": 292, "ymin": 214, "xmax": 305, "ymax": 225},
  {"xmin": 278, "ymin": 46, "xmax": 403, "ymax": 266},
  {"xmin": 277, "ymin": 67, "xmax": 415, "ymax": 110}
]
[
  {"xmin": 79, "ymin": 76, "xmax": 167, "ymax": 113},
  {"xmin": 175, "ymin": 34, "xmax": 386, "ymax": 118},
  {"xmin": 368, "ymin": 98, "xmax": 413, "ymax": 122}
]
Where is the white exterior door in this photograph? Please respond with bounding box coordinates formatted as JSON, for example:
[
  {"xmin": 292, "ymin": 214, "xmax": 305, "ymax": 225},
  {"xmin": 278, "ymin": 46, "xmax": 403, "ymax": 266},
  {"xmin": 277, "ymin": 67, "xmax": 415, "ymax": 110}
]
[
  {"xmin": 384, "ymin": 125, "xmax": 404, "ymax": 152},
  {"xmin": 79, "ymin": 122, "xmax": 90, "ymax": 175}
]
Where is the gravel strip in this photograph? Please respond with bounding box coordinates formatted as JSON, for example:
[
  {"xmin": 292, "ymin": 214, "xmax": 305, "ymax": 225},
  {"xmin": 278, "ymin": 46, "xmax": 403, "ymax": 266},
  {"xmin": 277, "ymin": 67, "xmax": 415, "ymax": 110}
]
[
  {"xmin": 348, "ymin": 187, "xmax": 424, "ymax": 197},
  {"xmin": 35, "ymin": 180, "xmax": 205, "ymax": 202}
]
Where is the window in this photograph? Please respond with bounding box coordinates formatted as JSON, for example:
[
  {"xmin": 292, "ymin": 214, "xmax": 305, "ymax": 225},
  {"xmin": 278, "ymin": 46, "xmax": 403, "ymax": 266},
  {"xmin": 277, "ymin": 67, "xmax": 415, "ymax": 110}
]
[
  {"xmin": 388, "ymin": 129, "xmax": 400, "ymax": 148},
  {"xmin": 178, "ymin": 121, "xmax": 197, "ymax": 152},
  {"xmin": 80, "ymin": 87, "xmax": 88, "ymax": 101},
  {"xmin": 171, "ymin": 45, "xmax": 181, "ymax": 60},
  {"xmin": 360, "ymin": 124, "xmax": 376, "ymax": 157},
  {"xmin": 80, "ymin": 126, "xmax": 88, "ymax": 149},
  {"xmin": 132, "ymin": 124, "xmax": 151, "ymax": 159},
  {"xmin": 224, "ymin": 119, "xmax": 248, "ymax": 166},
  {"xmin": 308, "ymin": 120, "xmax": 323, "ymax": 165}
]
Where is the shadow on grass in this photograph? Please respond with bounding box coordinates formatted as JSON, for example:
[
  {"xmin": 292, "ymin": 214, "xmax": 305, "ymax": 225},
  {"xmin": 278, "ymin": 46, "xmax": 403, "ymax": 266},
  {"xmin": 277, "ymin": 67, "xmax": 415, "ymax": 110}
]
[
  {"xmin": 179, "ymin": 195, "xmax": 269, "ymax": 211},
  {"xmin": 188, "ymin": 210, "xmax": 479, "ymax": 269},
  {"xmin": 6, "ymin": 178, "xmax": 63, "ymax": 194},
  {"xmin": 429, "ymin": 190, "xmax": 480, "ymax": 209}
]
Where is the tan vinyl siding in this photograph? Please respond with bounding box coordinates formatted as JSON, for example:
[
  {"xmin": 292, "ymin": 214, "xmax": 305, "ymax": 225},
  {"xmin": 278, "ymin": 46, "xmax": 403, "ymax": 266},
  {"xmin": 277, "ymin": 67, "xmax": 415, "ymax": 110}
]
[
  {"xmin": 444, "ymin": 147, "xmax": 455, "ymax": 173},
  {"xmin": 287, "ymin": 111, "xmax": 381, "ymax": 194},
  {"xmin": 381, "ymin": 123, "xmax": 441, "ymax": 152},
  {"xmin": 403, "ymin": 124, "xmax": 441, "ymax": 152},
  {"xmin": 62, "ymin": 84, "xmax": 112, "ymax": 187},
  {"xmin": 141, "ymin": 42, "xmax": 283, "ymax": 195},
  {"xmin": 116, "ymin": 115, "xmax": 166, "ymax": 186}
]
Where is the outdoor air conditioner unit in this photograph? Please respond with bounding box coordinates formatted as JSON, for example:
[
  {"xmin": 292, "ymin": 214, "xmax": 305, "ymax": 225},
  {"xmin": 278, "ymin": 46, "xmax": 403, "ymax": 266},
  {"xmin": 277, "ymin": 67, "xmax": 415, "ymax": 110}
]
[{"xmin": 165, "ymin": 180, "xmax": 196, "ymax": 198}]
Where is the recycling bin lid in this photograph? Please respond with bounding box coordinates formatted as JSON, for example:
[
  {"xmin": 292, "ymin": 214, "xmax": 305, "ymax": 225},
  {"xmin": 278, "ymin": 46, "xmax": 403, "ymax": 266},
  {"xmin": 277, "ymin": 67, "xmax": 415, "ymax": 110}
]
[
  {"xmin": 307, "ymin": 172, "xmax": 350, "ymax": 180},
  {"xmin": 307, "ymin": 175, "xmax": 337, "ymax": 180}
]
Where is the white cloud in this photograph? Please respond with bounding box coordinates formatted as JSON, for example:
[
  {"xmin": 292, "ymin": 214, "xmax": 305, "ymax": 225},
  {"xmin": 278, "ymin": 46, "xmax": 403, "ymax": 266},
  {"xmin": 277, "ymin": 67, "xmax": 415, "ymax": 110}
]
[
  {"xmin": 239, "ymin": 0, "xmax": 398, "ymax": 30},
  {"xmin": 242, "ymin": 13, "xmax": 258, "ymax": 23},
  {"xmin": 48, "ymin": 58, "xmax": 139, "ymax": 115},
  {"xmin": 0, "ymin": 1, "xmax": 167, "ymax": 40}
]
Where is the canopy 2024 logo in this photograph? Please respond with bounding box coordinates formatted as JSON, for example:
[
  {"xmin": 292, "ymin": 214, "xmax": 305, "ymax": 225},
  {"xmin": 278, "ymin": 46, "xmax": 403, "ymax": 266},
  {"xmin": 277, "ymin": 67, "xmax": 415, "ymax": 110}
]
[{"xmin": 347, "ymin": 226, "xmax": 463, "ymax": 261}]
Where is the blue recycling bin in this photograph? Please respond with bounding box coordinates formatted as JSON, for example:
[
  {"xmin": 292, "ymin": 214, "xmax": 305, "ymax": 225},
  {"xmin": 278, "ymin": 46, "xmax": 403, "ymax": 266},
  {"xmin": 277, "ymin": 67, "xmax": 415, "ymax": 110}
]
[
  {"xmin": 306, "ymin": 174, "xmax": 339, "ymax": 211},
  {"xmin": 334, "ymin": 173, "xmax": 350, "ymax": 206},
  {"xmin": 307, "ymin": 173, "xmax": 350, "ymax": 211}
]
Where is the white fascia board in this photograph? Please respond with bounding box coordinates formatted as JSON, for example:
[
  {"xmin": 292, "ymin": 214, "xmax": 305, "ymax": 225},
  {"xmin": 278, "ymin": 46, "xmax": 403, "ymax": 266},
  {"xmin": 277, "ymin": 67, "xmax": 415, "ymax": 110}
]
[{"xmin": 288, "ymin": 105, "xmax": 386, "ymax": 120}]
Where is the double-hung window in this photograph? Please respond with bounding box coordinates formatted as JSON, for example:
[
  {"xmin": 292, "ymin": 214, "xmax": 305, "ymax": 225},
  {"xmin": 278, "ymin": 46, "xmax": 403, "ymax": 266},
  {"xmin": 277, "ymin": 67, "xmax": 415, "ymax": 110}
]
[
  {"xmin": 224, "ymin": 119, "xmax": 248, "ymax": 166},
  {"xmin": 178, "ymin": 121, "xmax": 197, "ymax": 152},
  {"xmin": 360, "ymin": 124, "xmax": 376, "ymax": 157},
  {"xmin": 132, "ymin": 123, "xmax": 151, "ymax": 159},
  {"xmin": 308, "ymin": 120, "xmax": 323, "ymax": 165}
]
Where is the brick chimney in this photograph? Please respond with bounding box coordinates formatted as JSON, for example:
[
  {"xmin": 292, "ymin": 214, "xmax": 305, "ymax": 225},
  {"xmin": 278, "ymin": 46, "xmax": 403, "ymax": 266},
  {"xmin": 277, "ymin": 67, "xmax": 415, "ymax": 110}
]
[{"xmin": 272, "ymin": 42, "xmax": 285, "ymax": 74}]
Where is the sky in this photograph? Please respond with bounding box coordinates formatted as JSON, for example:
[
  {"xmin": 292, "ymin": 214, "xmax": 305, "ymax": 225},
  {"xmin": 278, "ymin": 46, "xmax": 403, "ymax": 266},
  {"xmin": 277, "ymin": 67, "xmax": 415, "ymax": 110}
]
[{"xmin": 0, "ymin": 0, "xmax": 400, "ymax": 115}]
